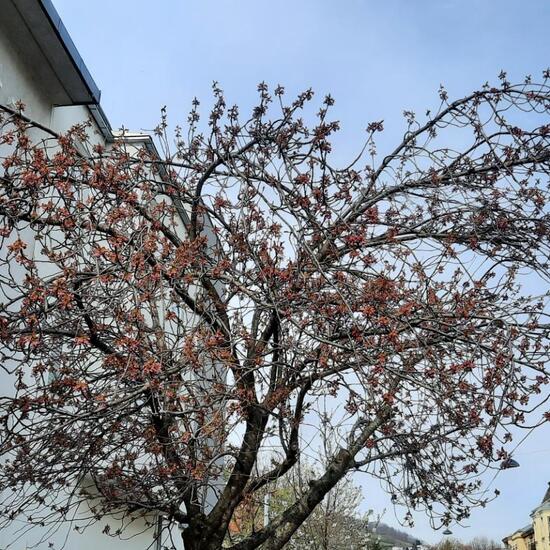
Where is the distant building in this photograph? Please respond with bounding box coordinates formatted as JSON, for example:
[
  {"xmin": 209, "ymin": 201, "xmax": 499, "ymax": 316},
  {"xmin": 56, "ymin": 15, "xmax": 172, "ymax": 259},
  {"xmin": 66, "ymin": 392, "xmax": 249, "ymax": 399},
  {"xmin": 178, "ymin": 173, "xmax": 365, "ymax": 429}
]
[{"xmin": 503, "ymin": 482, "xmax": 550, "ymax": 550}]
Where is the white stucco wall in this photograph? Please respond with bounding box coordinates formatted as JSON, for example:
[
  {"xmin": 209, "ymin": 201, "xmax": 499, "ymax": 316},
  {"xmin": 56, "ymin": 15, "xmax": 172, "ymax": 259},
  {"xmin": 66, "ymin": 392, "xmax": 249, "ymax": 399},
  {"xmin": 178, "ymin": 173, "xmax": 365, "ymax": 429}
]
[
  {"xmin": 0, "ymin": 508, "xmax": 184, "ymax": 550},
  {"xmin": 0, "ymin": 6, "xmax": 185, "ymax": 549},
  {"xmin": 0, "ymin": 8, "xmax": 52, "ymax": 126},
  {"xmin": 1, "ymin": 4, "xmax": 227, "ymax": 546}
]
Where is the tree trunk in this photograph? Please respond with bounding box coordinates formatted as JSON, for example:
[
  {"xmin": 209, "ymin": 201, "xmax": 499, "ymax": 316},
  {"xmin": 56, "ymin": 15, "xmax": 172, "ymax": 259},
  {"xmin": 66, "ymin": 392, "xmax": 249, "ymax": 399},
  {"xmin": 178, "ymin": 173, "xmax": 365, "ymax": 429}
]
[{"xmin": 182, "ymin": 523, "xmax": 225, "ymax": 550}]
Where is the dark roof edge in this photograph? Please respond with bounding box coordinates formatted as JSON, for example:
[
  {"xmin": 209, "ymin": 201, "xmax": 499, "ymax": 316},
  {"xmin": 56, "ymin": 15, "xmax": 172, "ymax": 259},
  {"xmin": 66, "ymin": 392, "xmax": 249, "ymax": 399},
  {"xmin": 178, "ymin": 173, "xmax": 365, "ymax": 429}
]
[
  {"xmin": 36, "ymin": 0, "xmax": 113, "ymax": 141},
  {"xmin": 38, "ymin": 0, "xmax": 101, "ymax": 105},
  {"xmin": 88, "ymin": 103, "xmax": 114, "ymax": 143},
  {"xmin": 542, "ymin": 481, "xmax": 550, "ymax": 505}
]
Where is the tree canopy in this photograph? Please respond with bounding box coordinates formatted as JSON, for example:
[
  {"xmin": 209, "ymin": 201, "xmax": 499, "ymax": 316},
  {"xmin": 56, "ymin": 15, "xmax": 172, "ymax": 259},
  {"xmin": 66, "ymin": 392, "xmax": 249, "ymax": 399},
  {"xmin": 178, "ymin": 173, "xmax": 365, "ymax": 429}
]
[{"xmin": 1, "ymin": 73, "xmax": 550, "ymax": 550}]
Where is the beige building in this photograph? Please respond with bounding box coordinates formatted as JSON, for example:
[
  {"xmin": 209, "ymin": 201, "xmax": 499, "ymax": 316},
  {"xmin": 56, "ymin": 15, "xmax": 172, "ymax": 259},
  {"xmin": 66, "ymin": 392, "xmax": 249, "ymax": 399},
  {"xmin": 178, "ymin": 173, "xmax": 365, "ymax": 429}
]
[{"xmin": 503, "ymin": 483, "xmax": 550, "ymax": 550}]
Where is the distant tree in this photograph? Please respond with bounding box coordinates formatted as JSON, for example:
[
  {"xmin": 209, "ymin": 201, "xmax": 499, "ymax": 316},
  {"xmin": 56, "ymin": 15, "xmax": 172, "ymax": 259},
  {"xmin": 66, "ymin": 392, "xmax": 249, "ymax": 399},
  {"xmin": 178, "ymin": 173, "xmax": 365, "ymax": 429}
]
[
  {"xmin": 433, "ymin": 535, "xmax": 503, "ymax": 550},
  {"xmin": 366, "ymin": 534, "xmax": 387, "ymax": 550},
  {"xmin": 226, "ymin": 429, "xmax": 374, "ymax": 549},
  {"xmin": 468, "ymin": 536, "xmax": 503, "ymax": 550},
  {"xmin": 266, "ymin": 464, "xmax": 371, "ymax": 550},
  {"xmin": 433, "ymin": 539, "xmax": 466, "ymax": 550},
  {"xmin": 1, "ymin": 71, "xmax": 550, "ymax": 550}
]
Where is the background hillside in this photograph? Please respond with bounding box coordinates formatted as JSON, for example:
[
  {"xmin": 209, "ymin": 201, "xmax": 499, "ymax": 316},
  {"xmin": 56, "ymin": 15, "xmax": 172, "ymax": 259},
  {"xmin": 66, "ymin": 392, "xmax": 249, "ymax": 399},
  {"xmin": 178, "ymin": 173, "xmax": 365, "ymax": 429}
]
[{"xmin": 370, "ymin": 521, "xmax": 421, "ymax": 548}]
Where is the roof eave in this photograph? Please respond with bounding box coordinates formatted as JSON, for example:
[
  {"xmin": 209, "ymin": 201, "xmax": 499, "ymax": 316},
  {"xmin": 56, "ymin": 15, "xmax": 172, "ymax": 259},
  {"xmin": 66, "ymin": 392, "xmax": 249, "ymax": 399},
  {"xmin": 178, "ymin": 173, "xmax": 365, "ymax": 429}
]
[{"xmin": 36, "ymin": 0, "xmax": 101, "ymax": 104}]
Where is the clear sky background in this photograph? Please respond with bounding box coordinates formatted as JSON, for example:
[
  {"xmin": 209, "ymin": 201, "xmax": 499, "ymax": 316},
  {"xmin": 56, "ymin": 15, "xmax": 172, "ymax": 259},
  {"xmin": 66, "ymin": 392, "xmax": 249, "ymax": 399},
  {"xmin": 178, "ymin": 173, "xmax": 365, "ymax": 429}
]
[{"xmin": 50, "ymin": 0, "xmax": 550, "ymax": 544}]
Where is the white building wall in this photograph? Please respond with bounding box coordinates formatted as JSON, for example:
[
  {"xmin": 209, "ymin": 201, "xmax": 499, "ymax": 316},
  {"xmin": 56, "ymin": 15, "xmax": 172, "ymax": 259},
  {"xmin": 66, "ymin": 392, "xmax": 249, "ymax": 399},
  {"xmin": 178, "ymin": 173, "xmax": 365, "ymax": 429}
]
[
  {"xmin": 0, "ymin": 13, "xmax": 52, "ymax": 126},
  {"xmin": 0, "ymin": 4, "xmax": 188, "ymax": 549}
]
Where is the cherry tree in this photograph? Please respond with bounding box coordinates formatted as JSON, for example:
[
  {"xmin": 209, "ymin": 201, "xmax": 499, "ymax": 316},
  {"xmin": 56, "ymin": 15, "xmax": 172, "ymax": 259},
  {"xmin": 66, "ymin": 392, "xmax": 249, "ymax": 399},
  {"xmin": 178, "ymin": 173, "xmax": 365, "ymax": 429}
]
[{"xmin": 1, "ymin": 72, "xmax": 550, "ymax": 550}]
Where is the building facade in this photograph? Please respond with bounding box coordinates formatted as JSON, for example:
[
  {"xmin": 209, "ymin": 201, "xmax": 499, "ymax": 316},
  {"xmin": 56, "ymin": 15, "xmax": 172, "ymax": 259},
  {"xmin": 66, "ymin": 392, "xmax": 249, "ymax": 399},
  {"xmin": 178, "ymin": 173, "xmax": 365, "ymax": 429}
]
[
  {"xmin": 0, "ymin": 1, "xmax": 200, "ymax": 548},
  {"xmin": 503, "ymin": 483, "xmax": 550, "ymax": 550}
]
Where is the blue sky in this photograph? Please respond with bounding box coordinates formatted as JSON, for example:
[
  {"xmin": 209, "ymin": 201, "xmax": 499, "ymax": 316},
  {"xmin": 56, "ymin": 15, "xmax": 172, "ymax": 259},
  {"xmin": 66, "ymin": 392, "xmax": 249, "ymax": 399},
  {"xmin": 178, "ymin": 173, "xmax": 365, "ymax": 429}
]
[{"xmin": 51, "ymin": 0, "xmax": 550, "ymax": 543}]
